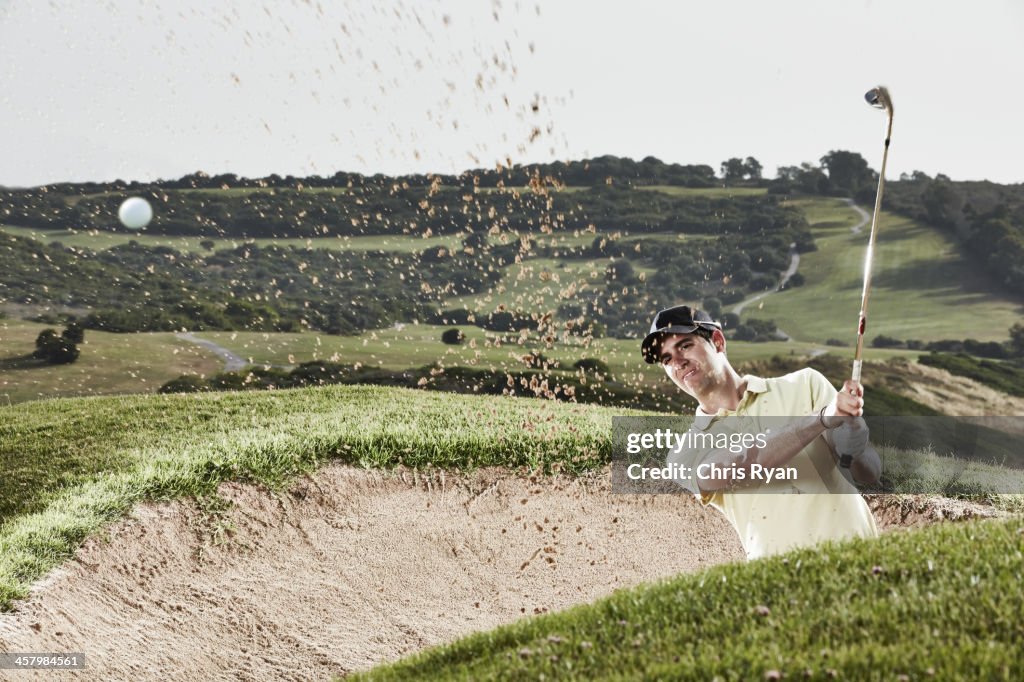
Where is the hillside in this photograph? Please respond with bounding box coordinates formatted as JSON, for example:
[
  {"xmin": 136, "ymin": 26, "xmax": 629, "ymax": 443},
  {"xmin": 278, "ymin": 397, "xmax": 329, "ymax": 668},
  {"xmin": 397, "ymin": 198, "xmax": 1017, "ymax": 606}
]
[{"xmin": 0, "ymin": 384, "xmax": 1019, "ymax": 679}]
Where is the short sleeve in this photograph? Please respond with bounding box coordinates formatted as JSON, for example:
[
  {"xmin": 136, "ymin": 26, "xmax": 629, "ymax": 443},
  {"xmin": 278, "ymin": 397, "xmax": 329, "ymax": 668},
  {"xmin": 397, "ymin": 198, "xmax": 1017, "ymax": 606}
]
[{"xmin": 805, "ymin": 368, "xmax": 838, "ymax": 413}]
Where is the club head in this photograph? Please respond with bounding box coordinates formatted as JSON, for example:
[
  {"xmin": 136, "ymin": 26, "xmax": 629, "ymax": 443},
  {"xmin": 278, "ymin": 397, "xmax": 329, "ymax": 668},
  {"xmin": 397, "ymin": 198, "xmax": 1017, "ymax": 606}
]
[{"xmin": 864, "ymin": 86, "xmax": 893, "ymax": 113}]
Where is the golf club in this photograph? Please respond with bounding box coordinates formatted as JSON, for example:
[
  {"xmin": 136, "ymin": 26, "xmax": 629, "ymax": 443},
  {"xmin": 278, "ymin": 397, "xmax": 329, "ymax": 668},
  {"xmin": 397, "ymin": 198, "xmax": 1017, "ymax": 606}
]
[
  {"xmin": 842, "ymin": 85, "xmax": 893, "ymax": 468},
  {"xmin": 851, "ymin": 85, "xmax": 894, "ymax": 385}
]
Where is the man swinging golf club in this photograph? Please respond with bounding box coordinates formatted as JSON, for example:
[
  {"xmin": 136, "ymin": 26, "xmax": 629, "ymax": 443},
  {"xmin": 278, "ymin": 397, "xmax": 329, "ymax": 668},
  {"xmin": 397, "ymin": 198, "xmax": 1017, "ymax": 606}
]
[
  {"xmin": 642, "ymin": 305, "xmax": 880, "ymax": 559},
  {"xmin": 643, "ymin": 86, "xmax": 893, "ymax": 559}
]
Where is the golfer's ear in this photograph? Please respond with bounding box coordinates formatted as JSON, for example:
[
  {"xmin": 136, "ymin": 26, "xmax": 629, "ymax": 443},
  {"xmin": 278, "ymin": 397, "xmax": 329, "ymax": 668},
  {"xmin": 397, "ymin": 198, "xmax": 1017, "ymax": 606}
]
[{"xmin": 711, "ymin": 329, "xmax": 726, "ymax": 352}]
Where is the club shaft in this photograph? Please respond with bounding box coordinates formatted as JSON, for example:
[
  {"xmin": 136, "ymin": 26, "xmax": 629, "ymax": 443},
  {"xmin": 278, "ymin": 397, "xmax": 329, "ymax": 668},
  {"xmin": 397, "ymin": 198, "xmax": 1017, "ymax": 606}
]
[{"xmin": 852, "ymin": 111, "xmax": 894, "ymax": 384}]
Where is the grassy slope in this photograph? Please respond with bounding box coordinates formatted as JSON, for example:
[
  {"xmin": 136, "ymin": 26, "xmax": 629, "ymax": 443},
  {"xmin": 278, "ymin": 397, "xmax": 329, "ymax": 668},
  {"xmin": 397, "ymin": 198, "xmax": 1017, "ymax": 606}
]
[
  {"xmin": 0, "ymin": 319, "xmax": 220, "ymax": 404},
  {"xmin": 637, "ymin": 185, "xmax": 768, "ymax": 198},
  {"xmin": 181, "ymin": 326, "xmax": 917, "ymax": 394},
  {"xmin": 3, "ymin": 382, "xmax": 1022, "ymax": 679},
  {"xmin": 2, "ymin": 192, "xmax": 1018, "ymax": 407},
  {"xmin": 357, "ymin": 517, "xmax": 1024, "ymax": 681},
  {"xmin": 755, "ymin": 198, "xmax": 1022, "ymax": 343},
  {"xmin": 0, "ymin": 385, "xmax": 631, "ymax": 609},
  {"xmin": 0, "ymin": 224, "xmax": 465, "ymax": 255},
  {"xmin": 0, "ymin": 319, "xmax": 918, "ymax": 408}
]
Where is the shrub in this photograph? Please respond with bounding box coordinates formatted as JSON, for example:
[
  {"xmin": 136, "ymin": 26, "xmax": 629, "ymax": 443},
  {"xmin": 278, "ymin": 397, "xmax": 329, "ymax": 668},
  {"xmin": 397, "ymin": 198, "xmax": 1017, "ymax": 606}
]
[
  {"xmin": 62, "ymin": 322, "xmax": 85, "ymax": 344},
  {"xmin": 702, "ymin": 296, "xmax": 722, "ymax": 318},
  {"xmin": 573, "ymin": 358, "xmax": 611, "ymax": 376},
  {"xmin": 733, "ymin": 318, "xmax": 778, "ymax": 342},
  {"xmin": 441, "ymin": 328, "xmax": 464, "ymax": 345},
  {"xmin": 523, "ymin": 352, "xmax": 559, "ymax": 370},
  {"xmin": 963, "ymin": 338, "xmax": 1007, "ymax": 359},
  {"xmin": 33, "ymin": 327, "xmax": 81, "ymax": 364},
  {"xmin": 158, "ymin": 375, "xmax": 209, "ymax": 393},
  {"xmin": 871, "ymin": 334, "xmax": 903, "ymax": 348},
  {"xmin": 207, "ymin": 373, "xmax": 248, "ymax": 391},
  {"xmin": 717, "ymin": 288, "xmax": 745, "ymax": 304},
  {"xmin": 747, "ymin": 274, "xmax": 776, "ymax": 291}
]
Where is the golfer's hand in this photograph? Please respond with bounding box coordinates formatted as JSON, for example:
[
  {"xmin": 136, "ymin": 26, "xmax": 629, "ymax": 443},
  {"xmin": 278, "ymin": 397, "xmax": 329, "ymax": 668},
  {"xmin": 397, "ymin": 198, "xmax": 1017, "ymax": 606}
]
[
  {"xmin": 821, "ymin": 380, "xmax": 865, "ymax": 428},
  {"xmin": 833, "ymin": 418, "xmax": 869, "ymax": 457}
]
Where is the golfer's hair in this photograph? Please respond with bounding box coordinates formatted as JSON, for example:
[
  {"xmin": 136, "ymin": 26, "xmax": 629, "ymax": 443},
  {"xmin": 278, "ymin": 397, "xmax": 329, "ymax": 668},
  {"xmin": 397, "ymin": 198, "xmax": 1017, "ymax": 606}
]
[{"xmin": 693, "ymin": 327, "xmax": 715, "ymax": 343}]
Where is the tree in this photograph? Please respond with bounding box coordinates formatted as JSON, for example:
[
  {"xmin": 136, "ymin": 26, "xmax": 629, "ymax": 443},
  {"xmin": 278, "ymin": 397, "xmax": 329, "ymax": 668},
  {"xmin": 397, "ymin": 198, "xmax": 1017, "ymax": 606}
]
[
  {"xmin": 62, "ymin": 321, "xmax": 84, "ymax": 344},
  {"xmin": 34, "ymin": 329, "xmax": 60, "ymax": 357},
  {"xmin": 702, "ymin": 296, "xmax": 723, "ymax": 319},
  {"xmin": 819, "ymin": 150, "xmax": 873, "ymax": 195},
  {"xmin": 921, "ymin": 179, "xmax": 965, "ymax": 232},
  {"xmin": 720, "ymin": 158, "xmax": 746, "ymax": 184},
  {"xmin": 441, "ymin": 328, "xmax": 464, "ymax": 345},
  {"xmin": 605, "ymin": 260, "xmax": 635, "ymax": 282},
  {"xmin": 34, "ymin": 324, "xmax": 83, "ymax": 364},
  {"xmin": 1010, "ymin": 323, "xmax": 1024, "ymax": 357},
  {"xmin": 743, "ymin": 157, "xmax": 763, "ymax": 181}
]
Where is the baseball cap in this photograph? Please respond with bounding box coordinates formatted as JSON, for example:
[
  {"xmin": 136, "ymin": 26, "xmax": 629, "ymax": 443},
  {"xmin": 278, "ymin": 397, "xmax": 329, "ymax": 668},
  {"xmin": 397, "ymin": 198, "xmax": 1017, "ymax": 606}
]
[{"xmin": 641, "ymin": 305, "xmax": 721, "ymax": 364}]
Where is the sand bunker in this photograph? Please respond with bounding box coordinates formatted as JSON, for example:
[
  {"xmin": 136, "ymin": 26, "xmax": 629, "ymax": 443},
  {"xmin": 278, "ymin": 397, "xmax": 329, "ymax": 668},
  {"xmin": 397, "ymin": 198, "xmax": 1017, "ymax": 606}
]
[{"xmin": 0, "ymin": 466, "xmax": 1000, "ymax": 680}]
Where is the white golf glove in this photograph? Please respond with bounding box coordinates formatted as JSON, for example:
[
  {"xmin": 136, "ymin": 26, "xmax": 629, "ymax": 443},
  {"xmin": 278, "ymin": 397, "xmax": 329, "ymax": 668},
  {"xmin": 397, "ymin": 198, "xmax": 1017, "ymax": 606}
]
[{"xmin": 832, "ymin": 418, "xmax": 869, "ymax": 461}]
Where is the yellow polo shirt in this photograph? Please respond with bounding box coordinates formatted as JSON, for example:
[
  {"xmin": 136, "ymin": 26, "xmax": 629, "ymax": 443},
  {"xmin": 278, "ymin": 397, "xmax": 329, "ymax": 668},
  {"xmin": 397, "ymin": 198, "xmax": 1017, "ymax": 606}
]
[{"xmin": 668, "ymin": 368, "xmax": 878, "ymax": 560}]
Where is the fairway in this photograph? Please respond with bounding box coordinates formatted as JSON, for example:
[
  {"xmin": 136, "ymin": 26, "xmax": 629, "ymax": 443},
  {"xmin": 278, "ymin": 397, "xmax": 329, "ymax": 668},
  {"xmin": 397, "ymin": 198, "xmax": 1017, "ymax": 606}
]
[
  {"xmin": 752, "ymin": 198, "xmax": 1022, "ymax": 343},
  {"xmin": 0, "ymin": 319, "xmax": 218, "ymax": 404},
  {"xmin": 637, "ymin": 185, "xmax": 768, "ymax": 198},
  {"xmin": 183, "ymin": 326, "xmax": 916, "ymax": 393},
  {"xmin": 0, "ymin": 224, "xmax": 466, "ymax": 256}
]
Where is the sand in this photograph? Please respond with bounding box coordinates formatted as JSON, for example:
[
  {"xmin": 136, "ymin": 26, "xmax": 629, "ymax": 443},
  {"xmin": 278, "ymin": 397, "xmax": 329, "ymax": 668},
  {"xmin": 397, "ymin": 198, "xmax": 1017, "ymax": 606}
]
[{"xmin": 0, "ymin": 465, "xmax": 1000, "ymax": 681}]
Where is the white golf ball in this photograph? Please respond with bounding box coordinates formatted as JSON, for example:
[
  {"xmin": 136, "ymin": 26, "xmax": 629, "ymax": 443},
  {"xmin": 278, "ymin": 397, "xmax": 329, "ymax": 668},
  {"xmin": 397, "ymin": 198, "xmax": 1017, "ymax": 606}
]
[{"xmin": 118, "ymin": 197, "xmax": 153, "ymax": 230}]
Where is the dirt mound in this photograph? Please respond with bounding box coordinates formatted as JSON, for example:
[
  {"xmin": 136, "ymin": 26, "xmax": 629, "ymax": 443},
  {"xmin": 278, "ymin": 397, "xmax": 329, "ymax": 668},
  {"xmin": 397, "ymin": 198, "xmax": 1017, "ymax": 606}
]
[
  {"xmin": 867, "ymin": 493, "xmax": 1002, "ymax": 529},
  {"xmin": 0, "ymin": 465, "xmax": 1003, "ymax": 680},
  {"xmin": 896, "ymin": 361, "xmax": 1024, "ymax": 417},
  {"xmin": 0, "ymin": 465, "xmax": 742, "ymax": 680}
]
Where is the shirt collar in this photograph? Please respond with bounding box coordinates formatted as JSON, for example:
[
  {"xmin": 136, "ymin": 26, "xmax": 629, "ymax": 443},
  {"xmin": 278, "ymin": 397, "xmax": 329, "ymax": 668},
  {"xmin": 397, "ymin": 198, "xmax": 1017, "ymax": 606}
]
[{"xmin": 692, "ymin": 375, "xmax": 768, "ymax": 430}]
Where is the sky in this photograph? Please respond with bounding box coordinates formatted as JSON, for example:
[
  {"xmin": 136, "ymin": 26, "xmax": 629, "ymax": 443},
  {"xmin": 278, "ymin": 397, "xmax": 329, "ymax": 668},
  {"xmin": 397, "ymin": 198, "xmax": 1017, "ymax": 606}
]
[{"xmin": 1, "ymin": 0, "xmax": 1022, "ymax": 187}]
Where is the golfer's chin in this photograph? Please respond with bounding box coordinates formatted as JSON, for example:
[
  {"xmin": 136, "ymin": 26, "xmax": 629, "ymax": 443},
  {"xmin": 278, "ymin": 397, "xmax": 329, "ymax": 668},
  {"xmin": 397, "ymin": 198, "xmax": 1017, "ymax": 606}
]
[{"xmin": 670, "ymin": 368, "xmax": 701, "ymax": 395}]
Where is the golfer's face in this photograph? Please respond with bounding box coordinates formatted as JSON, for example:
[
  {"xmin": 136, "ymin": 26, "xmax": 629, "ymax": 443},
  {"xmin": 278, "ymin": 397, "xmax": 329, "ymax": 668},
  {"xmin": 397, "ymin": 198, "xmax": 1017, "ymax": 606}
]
[{"xmin": 658, "ymin": 332, "xmax": 722, "ymax": 397}]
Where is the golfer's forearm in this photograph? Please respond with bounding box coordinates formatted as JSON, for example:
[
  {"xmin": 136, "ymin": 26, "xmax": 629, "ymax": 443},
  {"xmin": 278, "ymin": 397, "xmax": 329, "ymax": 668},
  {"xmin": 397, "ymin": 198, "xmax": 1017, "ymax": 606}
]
[
  {"xmin": 744, "ymin": 415, "xmax": 826, "ymax": 469},
  {"xmin": 698, "ymin": 416, "xmax": 825, "ymax": 489}
]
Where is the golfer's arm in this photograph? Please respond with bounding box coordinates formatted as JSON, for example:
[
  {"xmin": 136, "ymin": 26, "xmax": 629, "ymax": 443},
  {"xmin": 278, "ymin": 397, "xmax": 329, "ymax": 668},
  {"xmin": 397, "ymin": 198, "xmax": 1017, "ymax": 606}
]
[
  {"xmin": 695, "ymin": 416, "xmax": 826, "ymax": 492},
  {"xmin": 850, "ymin": 444, "xmax": 881, "ymax": 485},
  {"xmin": 822, "ymin": 431, "xmax": 881, "ymax": 485}
]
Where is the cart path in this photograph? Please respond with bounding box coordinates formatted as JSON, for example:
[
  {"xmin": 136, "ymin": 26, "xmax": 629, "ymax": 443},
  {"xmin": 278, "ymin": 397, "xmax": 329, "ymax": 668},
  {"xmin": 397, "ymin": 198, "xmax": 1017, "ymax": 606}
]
[
  {"xmin": 175, "ymin": 332, "xmax": 247, "ymax": 372},
  {"xmin": 730, "ymin": 200, "xmax": 871, "ymax": 341}
]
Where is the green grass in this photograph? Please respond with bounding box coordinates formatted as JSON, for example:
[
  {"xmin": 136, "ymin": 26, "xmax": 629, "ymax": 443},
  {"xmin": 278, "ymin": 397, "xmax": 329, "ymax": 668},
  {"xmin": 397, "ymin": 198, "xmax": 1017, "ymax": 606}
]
[
  {"xmin": 444, "ymin": 257, "xmax": 612, "ymax": 315},
  {"xmin": 919, "ymin": 353, "xmax": 1024, "ymax": 397},
  {"xmin": 180, "ymin": 327, "xmax": 914, "ymax": 397},
  {"xmin": 0, "ymin": 224, "xmax": 464, "ymax": 255},
  {"xmin": 0, "ymin": 319, "xmax": 220, "ymax": 404},
  {"xmin": 637, "ymin": 185, "xmax": 768, "ymax": 198},
  {"xmin": 0, "ymin": 313, "xmax": 916, "ymax": 407},
  {"xmin": 3, "ymin": 381, "xmax": 1022, "ymax": 681},
  {"xmin": 356, "ymin": 516, "xmax": 1024, "ymax": 680},
  {"xmin": 753, "ymin": 198, "xmax": 1022, "ymax": 343},
  {"xmin": 0, "ymin": 385, "xmax": 634, "ymax": 609}
]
